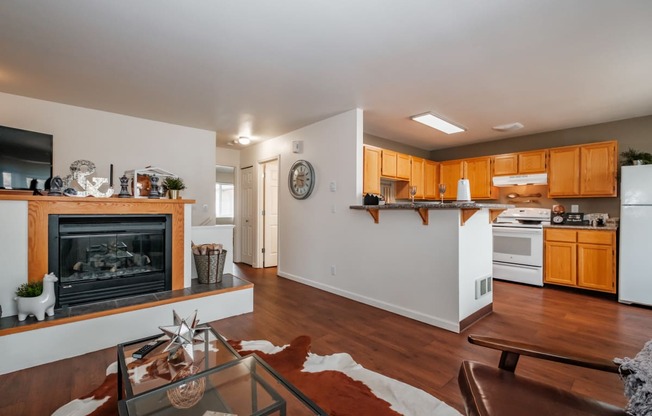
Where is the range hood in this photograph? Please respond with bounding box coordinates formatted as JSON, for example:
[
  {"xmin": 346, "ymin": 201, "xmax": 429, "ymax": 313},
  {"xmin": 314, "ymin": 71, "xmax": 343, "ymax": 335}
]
[{"xmin": 492, "ymin": 173, "xmax": 547, "ymax": 187}]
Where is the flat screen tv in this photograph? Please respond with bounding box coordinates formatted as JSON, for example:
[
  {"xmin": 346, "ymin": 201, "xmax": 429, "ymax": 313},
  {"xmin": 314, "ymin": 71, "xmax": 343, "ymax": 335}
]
[{"xmin": 0, "ymin": 125, "xmax": 53, "ymax": 190}]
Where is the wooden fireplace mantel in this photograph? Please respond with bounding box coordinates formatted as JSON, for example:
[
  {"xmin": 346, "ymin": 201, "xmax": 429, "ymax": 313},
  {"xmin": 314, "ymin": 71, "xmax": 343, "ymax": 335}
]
[{"xmin": 0, "ymin": 195, "xmax": 195, "ymax": 290}]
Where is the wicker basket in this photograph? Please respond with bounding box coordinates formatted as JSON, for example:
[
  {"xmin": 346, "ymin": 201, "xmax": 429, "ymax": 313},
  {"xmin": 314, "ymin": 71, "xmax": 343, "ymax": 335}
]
[{"xmin": 193, "ymin": 249, "xmax": 226, "ymax": 284}]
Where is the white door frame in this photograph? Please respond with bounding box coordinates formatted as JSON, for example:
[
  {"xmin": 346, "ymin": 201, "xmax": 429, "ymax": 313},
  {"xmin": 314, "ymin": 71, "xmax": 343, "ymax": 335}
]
[{"xmin": 255, "ymin": 155, "xmax": 280, "ymax": 269}]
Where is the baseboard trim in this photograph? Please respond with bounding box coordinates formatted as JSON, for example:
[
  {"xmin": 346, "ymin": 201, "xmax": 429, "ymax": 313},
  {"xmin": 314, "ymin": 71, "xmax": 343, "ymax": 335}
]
[
  {"xmin": 459, "ymin": 303, "xmax": 493, "ymax": 332},
  {"xmin": 277, "ymin": 269, "xmax": 460, "ymax": 333}
]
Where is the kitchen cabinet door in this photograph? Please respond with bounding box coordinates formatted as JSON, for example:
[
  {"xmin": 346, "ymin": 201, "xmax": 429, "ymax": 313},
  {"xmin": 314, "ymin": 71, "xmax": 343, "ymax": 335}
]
[
  {"xmin": 548, "ymin": 146, "xmax": 580, "ymax": 197},
  {"xmin": 439, "ymin": 160, "xmax": 463, "ymax": 200},
  {"xmin": 580, "ymin": 141, "xmax": 617, "ymax": 196},
  {"xmin": 396, "ymin": 153, "xmax": 411, "ymax": 180},
  {"xmin": 424, "ymin": 160, "xmax": 439, "ymax": 199},
  {"xmin": 381, "ymin": 149, "xmax": 397, "ymax": 178},
  {"xmin": 519, "ymin": 150, "xmax": 547, "ymax": 173},
  {"xmin": 466, "ymin": 157, "xmax": 495, "ymax": 199},
  {"xmin": 410, "ymin": 156, "xmax": 425, "ymax": 199},
  {"xmin": 493, "ymin": 154, "xmax": 518, "ymax": 176},
  {"xmin": 544, "ymin": 241, "xmax": 577, "ymax": 286},
  {"xmin": 363, "ymin": 146, "xmax": 381, "ymax": 195},
  {"xmin": 577, "ymin": 243, "xmax": 616, "ymax": 293}
]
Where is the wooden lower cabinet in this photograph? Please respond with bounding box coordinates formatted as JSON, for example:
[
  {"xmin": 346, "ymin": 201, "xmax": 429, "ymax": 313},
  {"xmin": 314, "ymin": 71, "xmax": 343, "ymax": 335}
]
[
  {"xmin": 544, "ymin": 228, "xmax": 616, "ymax": 293},
  {"xmin": 544, "ymin": 241, "xmax": 576, "ymax": 285}
]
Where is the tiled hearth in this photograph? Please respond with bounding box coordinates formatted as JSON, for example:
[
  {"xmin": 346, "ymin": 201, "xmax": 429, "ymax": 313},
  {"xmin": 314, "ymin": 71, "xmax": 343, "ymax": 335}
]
[{"xmin": 0, "ymin": 275, "xmax": 251, "ymax": 336}]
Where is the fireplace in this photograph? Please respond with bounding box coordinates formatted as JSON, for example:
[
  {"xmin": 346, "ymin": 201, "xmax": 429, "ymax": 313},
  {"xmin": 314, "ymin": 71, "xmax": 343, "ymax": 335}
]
[{"xmin": 48, "ymin": 214, "xmax": 172, "ymax": 308}]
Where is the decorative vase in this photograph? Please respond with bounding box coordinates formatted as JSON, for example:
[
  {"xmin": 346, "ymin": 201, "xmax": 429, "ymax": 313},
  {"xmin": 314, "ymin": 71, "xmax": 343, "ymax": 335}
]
[
  {"xmin": 15, "ymin": 273, "xmax": 58, "ymax": 321},
  {"xmin": 168, "ymin": 189, "xmax": 180, "ymax": 199}
]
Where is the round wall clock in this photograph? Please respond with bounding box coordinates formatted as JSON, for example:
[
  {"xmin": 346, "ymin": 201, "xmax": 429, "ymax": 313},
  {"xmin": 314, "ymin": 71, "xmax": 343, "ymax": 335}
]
[{"xmin": 288, "ymin": 160, "xmax": 315, "ymax": 199}]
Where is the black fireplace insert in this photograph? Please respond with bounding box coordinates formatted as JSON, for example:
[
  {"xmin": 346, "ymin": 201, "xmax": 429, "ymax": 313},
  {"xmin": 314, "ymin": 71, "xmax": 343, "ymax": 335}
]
[{"xmin": 48, "ymin": 214, "xmax": 172, "ymax": 308}]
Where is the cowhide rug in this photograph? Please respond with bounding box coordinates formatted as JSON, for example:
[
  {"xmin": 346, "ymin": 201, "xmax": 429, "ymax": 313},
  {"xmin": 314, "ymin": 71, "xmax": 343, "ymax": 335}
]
[{"xmin": 52, "ymin": 336, "xmax": 460, "ymax": 416}]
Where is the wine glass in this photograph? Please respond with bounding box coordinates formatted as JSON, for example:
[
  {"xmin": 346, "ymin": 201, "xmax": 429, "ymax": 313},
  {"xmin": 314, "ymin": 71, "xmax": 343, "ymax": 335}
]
[
  {"xmin": 409, "ymin": 186, "xmax": 417, "ymax": 205},
  {"xmin": 438, "ymin": 183, "xmax": 446, "ymax": 203}
]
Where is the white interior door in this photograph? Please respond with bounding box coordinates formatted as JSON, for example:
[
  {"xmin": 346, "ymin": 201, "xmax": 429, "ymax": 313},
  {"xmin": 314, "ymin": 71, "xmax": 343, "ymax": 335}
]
[
  {"xmin": 241, "ymin": 166, "xmax": 254, "ymax": 266},
  {"xmin": 263, "ymin": 159, "xmax": 279, "ymax": 267}
]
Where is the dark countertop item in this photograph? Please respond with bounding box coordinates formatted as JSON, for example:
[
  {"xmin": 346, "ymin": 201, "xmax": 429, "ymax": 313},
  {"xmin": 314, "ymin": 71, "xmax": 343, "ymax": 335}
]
[
  {"xmin": 543, "ymin": 224, "xmax": 618, "ymax": 231},
  {"xmin": 350, "ymin": 202, "xmax": 514, "ymax": 210}
]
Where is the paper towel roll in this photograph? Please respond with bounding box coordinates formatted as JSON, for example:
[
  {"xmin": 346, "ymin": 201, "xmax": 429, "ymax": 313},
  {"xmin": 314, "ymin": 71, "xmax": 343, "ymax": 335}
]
[{"xmin": 457, "ymin": 179, "xmax": 471, "ymax": 201}]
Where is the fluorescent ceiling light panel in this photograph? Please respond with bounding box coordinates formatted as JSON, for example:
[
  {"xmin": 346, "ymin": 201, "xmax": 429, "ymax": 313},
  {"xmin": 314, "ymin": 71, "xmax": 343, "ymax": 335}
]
[{"xmin": 411, "ymin": 113, "xmax": 465, "ymax": 134}]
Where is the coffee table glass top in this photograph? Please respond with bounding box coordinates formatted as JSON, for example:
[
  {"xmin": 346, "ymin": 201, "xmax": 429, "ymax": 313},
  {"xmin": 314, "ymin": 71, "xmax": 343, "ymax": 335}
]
[
  {"xmin": 117, "ymin": 327, "xmax": 240, "ymax": 398},
  {"xmin": 119, "ymin": 354, "xmax": 326, "ymax": 416}
]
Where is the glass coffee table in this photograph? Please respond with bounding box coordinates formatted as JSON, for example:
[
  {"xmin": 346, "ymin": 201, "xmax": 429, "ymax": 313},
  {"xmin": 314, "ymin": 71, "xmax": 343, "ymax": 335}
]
[{"xmin": 117, "ymin": 328, "xmax": 326, "ymax": 415}]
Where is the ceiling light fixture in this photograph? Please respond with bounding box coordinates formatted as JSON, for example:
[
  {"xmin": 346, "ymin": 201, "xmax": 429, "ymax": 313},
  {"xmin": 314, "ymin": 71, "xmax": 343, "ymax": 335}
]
[
  {"xmin": 236, "ymin": 136, "xmax": 251, "ymax": 145},
  {"xmin": 411, "ymin": 113, "xmax": 465, "ymax": 134},
  {"xmin": 492, "ymin": 122, "xmax": 524, "ymax": 132}
]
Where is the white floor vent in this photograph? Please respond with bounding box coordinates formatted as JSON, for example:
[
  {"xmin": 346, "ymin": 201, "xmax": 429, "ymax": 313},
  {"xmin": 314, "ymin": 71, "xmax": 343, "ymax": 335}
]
[{"xmin": 475, "ymin": 276, "xmax": 493, "ymax": 299}]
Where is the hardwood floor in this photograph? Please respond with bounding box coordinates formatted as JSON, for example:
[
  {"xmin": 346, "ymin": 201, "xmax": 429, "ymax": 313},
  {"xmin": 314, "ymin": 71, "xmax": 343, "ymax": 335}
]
[{"xmin": 2, "ymin": 263, "xmax": 651, "ymax": 414}]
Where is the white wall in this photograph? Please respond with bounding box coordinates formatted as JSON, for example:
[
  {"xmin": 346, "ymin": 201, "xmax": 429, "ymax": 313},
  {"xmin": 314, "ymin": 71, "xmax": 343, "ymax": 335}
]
[
  {"xmin": 239, "ymin": 109, "xmax": 490, "ymax": 331},
  {"xmin": 0, "ymin": 92, "xmax": 216, "ymax": 225},
  {"xmin": 216, "ymin": 147, "xmax": 241, "ymax": 259},
  {"xmin": 0, "ymin": 201, "xmax": 28, "ymax": 317}
]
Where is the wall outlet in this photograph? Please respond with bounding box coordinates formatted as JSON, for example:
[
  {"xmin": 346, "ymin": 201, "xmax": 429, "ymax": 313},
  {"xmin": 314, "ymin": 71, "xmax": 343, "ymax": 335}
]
[
  {"xmin": 330, "ymin": 265, "xmax": 336, "ymax": 276},
  {"xmin": 329, "ymin": 181, "xmax": 337, "ymax": 192},
  {"xmin": 571, "ymin": 204, "xmax": 579, "ymax": 213}
]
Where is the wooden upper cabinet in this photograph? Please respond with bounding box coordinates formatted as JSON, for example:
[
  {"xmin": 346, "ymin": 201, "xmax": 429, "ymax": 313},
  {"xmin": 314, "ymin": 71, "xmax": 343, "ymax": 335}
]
[
  {"xmin": 439, "ymin": 160, "xmax": 464, "ymax": 200},
  {"xmin": 396, "ymin": 153, "xmax": 411, "ymax": 180},
  {"xmin": 493, "ymin": 154, "xmax": 518, "ymax": 176},
  {"xmin": 519, "ymin": 150, "xmax": 547, "ymax": 173},
  {"xmin": 580, "ymin": 141, "xmax": 617, "ymax": 197},
  {"xmin": 381, "ymin": 150, "xmax": 410, "ymax": 180},
  {"xmin": 465, "ymin": 156, "xmax": 496, "ymax": 199},
  {"xmin": 381, "ymin": 149, "xmax": 397, "ymax": 177},
  {"xmin": 424, "ymin": 160, "xmax": 440, "ymax": 199},
  {"xmin": 494, "ymin": 150, "xmax": 547, "ymax": 176},
  {"xmin": 410, "ymin": 156, "xmax": 425, "ymax": 199},
  {"xmin": 548, "ymin": 140, "xmax": 617, "ymax": 198},
  {"xmin": 363, "ymin": 146, "xmax": 381, "ymax": 195},
  {"xmin": 548, "ymin": 146, "xmax": 581, "ymax": 197}
]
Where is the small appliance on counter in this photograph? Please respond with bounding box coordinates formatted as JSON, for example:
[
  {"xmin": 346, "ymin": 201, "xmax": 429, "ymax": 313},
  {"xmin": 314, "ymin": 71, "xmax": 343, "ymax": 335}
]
[{"xmin": 456, "ymin": 178, "xmax": 471, "ymax": 201}]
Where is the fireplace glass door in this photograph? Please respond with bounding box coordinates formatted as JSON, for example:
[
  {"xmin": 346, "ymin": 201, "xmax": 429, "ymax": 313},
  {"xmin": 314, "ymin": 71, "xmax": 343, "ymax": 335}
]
[{"xmin": 60, "ymin": 231, "xmax": 164, "ymax": 282}]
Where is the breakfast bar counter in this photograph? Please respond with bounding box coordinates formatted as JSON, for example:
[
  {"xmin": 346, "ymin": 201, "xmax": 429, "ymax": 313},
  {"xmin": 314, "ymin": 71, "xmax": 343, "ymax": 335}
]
[
  {"xmin": 345, "ymin": 202, "xmax": 513, "ymax": 333},
  {"xmin": 350, "ymin": 202, "xmax": 512, "ymax": 225}
]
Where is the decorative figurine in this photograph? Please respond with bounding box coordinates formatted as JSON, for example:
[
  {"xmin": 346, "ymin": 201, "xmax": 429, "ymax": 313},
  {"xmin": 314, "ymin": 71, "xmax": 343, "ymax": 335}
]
[
  {"xmin": 158, "ymin": 310, "xmax": 210, "ymax": 361},
  {"xmin": 148, "ymin": 175, "xmax": 161, "ymax": 199},
  {"xmin": 118, "ymin": 174, "xmax": 131, "ymax": 198},
  {"xmin": 48, "ymin": 176, "xmax": 63, "ymax": 196}
]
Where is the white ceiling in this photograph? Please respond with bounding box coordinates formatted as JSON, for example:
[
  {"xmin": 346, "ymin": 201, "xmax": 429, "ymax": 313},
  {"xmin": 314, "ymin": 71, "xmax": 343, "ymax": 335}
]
[{"xmin": 1, "ymin": 1, "xmax": 652, "ymax": 151}]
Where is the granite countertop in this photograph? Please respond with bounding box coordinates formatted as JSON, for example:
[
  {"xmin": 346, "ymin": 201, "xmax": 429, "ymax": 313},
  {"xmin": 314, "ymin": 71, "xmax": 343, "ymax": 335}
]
[
  {"xmin": 543, "ymin": 224, "xmax": 618, "ymax": 231},
  {"xmin": 350, "ymin": 202, "xmax": 514, "ymax": 210}
]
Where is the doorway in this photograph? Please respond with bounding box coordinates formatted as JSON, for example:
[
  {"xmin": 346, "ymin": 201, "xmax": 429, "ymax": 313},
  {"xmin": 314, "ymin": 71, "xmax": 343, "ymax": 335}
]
[{"xmin": 261, "ymin": 159, "xmax": 279, "ymax": 268}]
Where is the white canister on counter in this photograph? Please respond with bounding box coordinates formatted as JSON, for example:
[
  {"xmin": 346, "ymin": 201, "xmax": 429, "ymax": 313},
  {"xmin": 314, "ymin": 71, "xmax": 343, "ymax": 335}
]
[{"xmin": 457, "ymin": 178, "xmax": 471, "ymax": 201}]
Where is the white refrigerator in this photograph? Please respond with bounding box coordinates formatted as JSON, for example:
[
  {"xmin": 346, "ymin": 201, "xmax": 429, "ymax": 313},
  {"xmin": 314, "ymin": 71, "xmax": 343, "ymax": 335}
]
[{"xmin": 619, "ymin": 165, "xmax": 652, "ymax": 306}]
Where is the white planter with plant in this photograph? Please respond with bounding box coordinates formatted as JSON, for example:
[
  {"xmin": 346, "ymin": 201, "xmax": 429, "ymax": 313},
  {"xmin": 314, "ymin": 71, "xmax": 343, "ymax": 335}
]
[{"xmin": 14, "ymin": 273, "xmax": 58, "ymax": 321}]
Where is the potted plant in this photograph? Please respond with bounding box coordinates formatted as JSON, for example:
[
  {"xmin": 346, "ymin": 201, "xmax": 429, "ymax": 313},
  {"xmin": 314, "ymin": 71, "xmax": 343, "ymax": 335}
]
[
  {"xmin": 620, "ymin": 148, "xmax": 652, "ymax": 166},
  {"xmin": 14, "ymin": 273, "xmax": 58, "ymax": 321},
  {"xmin": 16, "ymin": 281, "xmax": 43, "ymax": 298},
  {"xmin": 162, "ymin": 176, "xmax": 186, "ymax": 199}
]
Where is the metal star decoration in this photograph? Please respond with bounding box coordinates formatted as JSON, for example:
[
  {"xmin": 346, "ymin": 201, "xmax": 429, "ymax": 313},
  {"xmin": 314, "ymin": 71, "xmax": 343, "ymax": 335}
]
[{"xmin": 159, "ymin": 310, "xmax": 210, "ymax": 361}]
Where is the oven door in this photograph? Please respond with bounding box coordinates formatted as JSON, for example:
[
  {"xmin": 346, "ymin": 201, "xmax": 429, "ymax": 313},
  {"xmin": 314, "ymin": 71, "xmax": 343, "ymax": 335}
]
[{"xmin": 492, "ymin": 226, "xmax": 543, "ymax": 267}]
